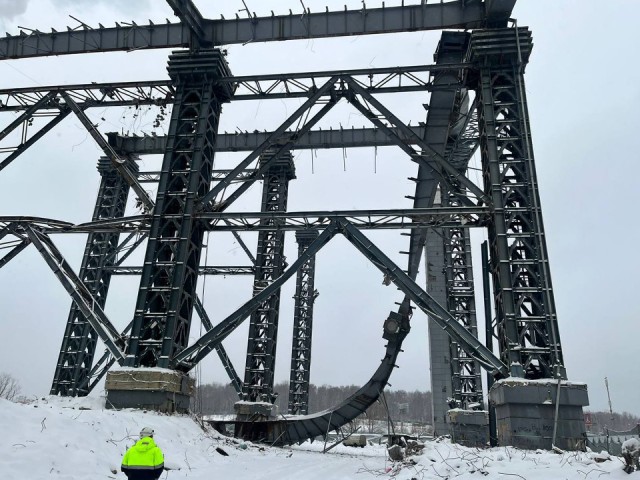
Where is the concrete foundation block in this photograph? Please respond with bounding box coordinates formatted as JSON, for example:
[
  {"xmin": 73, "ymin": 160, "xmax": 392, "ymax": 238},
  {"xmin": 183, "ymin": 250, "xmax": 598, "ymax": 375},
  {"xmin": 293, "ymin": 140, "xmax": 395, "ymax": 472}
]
[
  {"xmin": 448, "ymin": 409, "xmax": 489, "ymax": 447},
  {"xmin": 234, "ymin": 401, "xmax": 279, "ymax": 420},
  {"xmin": 105, "ymin": 369, "xmax": 194, "ymax": 413},
  {"xmin": 489, "ymin": 379, "xmax": 589, "ymax": 451}
]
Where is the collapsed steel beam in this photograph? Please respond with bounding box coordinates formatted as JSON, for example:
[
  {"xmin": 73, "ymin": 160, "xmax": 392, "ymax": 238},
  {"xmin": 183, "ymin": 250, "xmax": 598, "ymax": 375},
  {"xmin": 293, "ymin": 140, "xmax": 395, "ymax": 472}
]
[
  {"xmin": 0, "ymin": 3, "xmax": 502, "ymax": 60},
  {"xmin": 336, "ymin": 218, "xmax": 508, "ymax": 377}
]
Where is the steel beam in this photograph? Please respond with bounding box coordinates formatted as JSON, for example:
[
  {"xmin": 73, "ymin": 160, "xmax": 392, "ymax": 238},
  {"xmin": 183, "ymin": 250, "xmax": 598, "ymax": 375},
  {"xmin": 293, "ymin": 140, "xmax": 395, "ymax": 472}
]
[
  {"xmin": 199, "ymin": 77, "xmax": 338, "ymax": 210},
  {"xmin": 337, "ymin": 218, "xmax": 508, "ymax": 378},
  {"xmin": 0, "ymin": 92, "xmax": 57, "ymax": 141},
  {"xmin": 166, "ymin": 0, "xmax": 206, "ymax": 46},
  {"xmin": 0, "ymin": 239, "xmax": 30, "ymax": 269},
  {"xmin": 0, "ymin": 109, "xmax": 71, "ymax": 173},
  {"xmin": 193, "ymin": 298, "xmax": 243, "ymax": 395},
  {"xmin": 0, "ymin": 64, "xmax": 459, "ymax": 112},
  {"xmin": 173, "ymin": 224, "xmax": 339, "ymax": 369},
  {"xmin": 61, "ymin": 93, "xmax": 154, "ymax": 212},
  {"xmin": 0, "ymin": 82, "xmax": 174, "ymax": 113},
  {"xmin": 346, "ymin": 78, "xmax": 487, "ymax": 205},
  {"xmin": 105, "ymin": 265, "xmax": 254, "ymax": 276},
  {"xmin": 0, "ymin": 3, "xmax": 501, "ymax": 60},
  {"xmin": 0, "ymin": 206, "xmax": 488, "ymax": 235},
  {"xmin": 108, "ymin": 126, "xmax": 427, "ymax": 156},
  {"xmin": 23, "ymin": 227, "xmax": 126, "ymax": 363}
]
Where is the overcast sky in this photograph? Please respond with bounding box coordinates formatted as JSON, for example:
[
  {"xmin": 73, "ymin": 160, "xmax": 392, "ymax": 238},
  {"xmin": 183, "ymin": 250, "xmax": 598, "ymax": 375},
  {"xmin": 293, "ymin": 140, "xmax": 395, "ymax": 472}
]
[{"xmin": 0, "ymin": 1, "xmax": 638, "ymax": 419}]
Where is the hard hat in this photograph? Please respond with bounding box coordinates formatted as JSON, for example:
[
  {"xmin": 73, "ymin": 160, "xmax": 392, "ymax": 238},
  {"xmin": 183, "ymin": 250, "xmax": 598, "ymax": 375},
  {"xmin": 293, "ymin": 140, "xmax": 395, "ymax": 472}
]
[{"xmin": 140, "ymin": 427, "xmax": 155, "ymax": 438}]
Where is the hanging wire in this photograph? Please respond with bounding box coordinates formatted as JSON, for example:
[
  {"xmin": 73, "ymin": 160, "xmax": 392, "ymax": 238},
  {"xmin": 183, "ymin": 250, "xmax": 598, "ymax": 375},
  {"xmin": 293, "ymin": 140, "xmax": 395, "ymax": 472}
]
[
  {"xmin": 194, "ymin": 231, "xmax": 211, "ymax": 416},
  {"xmin": 374, "ymin": 145, "xmax": 378, "ymax": 173}
]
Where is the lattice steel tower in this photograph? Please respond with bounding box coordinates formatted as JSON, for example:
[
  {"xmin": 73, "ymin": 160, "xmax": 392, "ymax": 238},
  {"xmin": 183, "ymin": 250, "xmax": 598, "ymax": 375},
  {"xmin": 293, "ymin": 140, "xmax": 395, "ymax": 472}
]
[{"xmin": 0, "ymin": 0, "xmax": 588, "ymax": 450}]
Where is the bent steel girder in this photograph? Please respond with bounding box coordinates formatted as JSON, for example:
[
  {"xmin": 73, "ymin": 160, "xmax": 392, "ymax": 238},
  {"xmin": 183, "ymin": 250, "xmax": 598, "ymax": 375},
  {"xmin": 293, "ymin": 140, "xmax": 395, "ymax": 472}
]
[
  {"xmin": 0, "ymin": 2, "xmax": 508, "ymax": 60},
  {"xmin": 126, "ymin": 49, "xmax": 234, "ymax": 369},
  {"xmin": 469, "ymin": 28, "xmax": 565, "ymax": 379},
  {"xmin": 242, "ymin": 153, "xmax": 296, "ymax": 403},
  {"xmin": 22, "ymin": 226, "xmax": 126, "ymax": 363},
  {"xmin": 50, "ymin": 157, "xmax": 135, "ymax": 397},
  {"xmin": 204, "ymin": 218, "xmax": 506, "ymax": 445}
]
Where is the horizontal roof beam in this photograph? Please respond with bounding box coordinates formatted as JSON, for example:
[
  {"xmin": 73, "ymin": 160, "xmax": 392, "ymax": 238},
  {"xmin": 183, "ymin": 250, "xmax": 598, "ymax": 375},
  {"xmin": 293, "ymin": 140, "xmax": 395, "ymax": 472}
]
[
  {"xmin": 0, "ymin": 64, "xmax": 465, "ymax": 111},
  {"xmin": 107, "ymin": 126, "xmax": 427, "ymax": 155},
  {"xmin": 0, "ymin": 206, "xmax": 488, "ymax": 234},
  {"xmin": 0, "ymin": 2, "xmax": 500, "ymax": 60}
]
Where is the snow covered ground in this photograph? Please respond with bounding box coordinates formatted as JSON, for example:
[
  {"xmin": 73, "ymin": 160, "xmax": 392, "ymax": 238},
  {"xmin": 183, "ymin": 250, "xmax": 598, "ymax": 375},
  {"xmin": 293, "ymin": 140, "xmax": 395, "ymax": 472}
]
[{"xmin": 0, "ymin": 396, "xmax": 634, "ymax": 480}]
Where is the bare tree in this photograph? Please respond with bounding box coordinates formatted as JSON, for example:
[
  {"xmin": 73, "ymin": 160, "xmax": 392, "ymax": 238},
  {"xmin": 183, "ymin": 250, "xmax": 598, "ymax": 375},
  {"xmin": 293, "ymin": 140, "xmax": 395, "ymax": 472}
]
[{"xmin": 0, "ymin": 372, "xmax": 22, "ymax": 401}]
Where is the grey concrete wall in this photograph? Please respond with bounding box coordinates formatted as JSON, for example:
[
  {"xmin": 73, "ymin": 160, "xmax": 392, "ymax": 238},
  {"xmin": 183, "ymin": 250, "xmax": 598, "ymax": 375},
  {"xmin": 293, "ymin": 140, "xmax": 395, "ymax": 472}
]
[{"xmin": 426, "ymin": 228, "xmax": 452, "ymax": 436}]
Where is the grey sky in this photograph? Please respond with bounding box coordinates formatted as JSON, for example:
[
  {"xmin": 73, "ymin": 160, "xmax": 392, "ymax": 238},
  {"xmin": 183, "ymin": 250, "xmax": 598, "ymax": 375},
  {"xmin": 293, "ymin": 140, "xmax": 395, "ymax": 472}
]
[{"xmin": 0, "ymin": 0, "xmax": 638, "ymax": 419}]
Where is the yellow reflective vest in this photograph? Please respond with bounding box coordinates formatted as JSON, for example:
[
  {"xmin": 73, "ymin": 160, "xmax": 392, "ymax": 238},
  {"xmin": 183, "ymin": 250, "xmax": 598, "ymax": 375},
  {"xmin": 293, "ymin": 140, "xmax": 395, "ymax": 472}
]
[{"xmin": 121, "ymin": 436, "xmax": 164, "ymax": 480}]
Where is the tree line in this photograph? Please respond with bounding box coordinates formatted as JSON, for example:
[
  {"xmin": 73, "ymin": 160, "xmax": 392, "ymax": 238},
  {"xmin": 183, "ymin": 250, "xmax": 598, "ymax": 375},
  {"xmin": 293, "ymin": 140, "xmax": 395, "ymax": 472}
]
[{"xmin": 194, "ymin": 381, "xmax": 433, "ymax": 425}]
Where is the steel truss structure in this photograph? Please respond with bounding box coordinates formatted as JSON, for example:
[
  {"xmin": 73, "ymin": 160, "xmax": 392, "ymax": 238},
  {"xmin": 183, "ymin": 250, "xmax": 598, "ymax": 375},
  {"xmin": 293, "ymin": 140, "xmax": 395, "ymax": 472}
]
[{"xmin": 0, "ymin": 0, "xmax": 573, "ymax": 444}]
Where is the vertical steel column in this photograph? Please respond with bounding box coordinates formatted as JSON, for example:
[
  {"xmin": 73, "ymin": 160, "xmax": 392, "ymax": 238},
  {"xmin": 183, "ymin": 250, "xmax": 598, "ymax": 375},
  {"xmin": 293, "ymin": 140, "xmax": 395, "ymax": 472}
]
[
  {"xmin": 442, "ymin": 189, "xmax": 483, "ymax": 409},
  {"xmin": 50, "ymin": 156, "xmax": 136, "ymax": 395},
  {"xmin": 242, "ymin": 152, "xmax": 296, "ymax": 403},
  {"xmin": 126, "ymin": 50, "xmax": 234, "ymax": 368},
  {"xmin": 470, "ymin": 28, "xmax": 565, "ymax": 379},
  {"xmin": 423, "ymin": 31, "xmax": 470, "ymax": 436},
  {"xmin": 287, "ymin": 229, "xmax": 319, "ymax": 415}
]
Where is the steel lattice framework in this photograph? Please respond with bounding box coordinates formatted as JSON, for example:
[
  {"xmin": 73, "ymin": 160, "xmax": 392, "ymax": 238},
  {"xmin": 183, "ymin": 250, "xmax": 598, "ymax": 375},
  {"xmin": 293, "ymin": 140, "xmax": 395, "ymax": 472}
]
[
  {"xmin": 0, "ymin": 0, "xmax": 579, "ymax": 445},
  {"xmin": 470, "ymin": 29, "xmax": 565, "ymax": 379},
  {"xmin": 126, "ymin": 50, "xmax": 234, "ymax": 369},
  {"xmin": 242, "ymin": 153, "xmax": 295, "ymax": 403},
  {"xmin": 50, "ymin": 157, "xmax": 137, "ymax": 396},
  {"xmin": 288, "ymin": 230, "xmax": 319, "ymax": 416}
]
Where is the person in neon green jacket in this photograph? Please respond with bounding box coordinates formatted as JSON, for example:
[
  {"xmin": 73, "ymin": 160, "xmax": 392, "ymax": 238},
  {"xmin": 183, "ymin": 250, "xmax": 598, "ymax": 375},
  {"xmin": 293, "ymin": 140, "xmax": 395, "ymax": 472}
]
[{"xmin": 121, "ymin": 427, "xmax": 165, "ymax": 480}]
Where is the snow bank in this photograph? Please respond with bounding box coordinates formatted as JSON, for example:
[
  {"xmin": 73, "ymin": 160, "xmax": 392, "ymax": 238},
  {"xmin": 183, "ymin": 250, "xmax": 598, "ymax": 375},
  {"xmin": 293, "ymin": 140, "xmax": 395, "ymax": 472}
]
[{"xmin": 0, "ymin": 396, "xmax": 632, "ymax": 480}]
